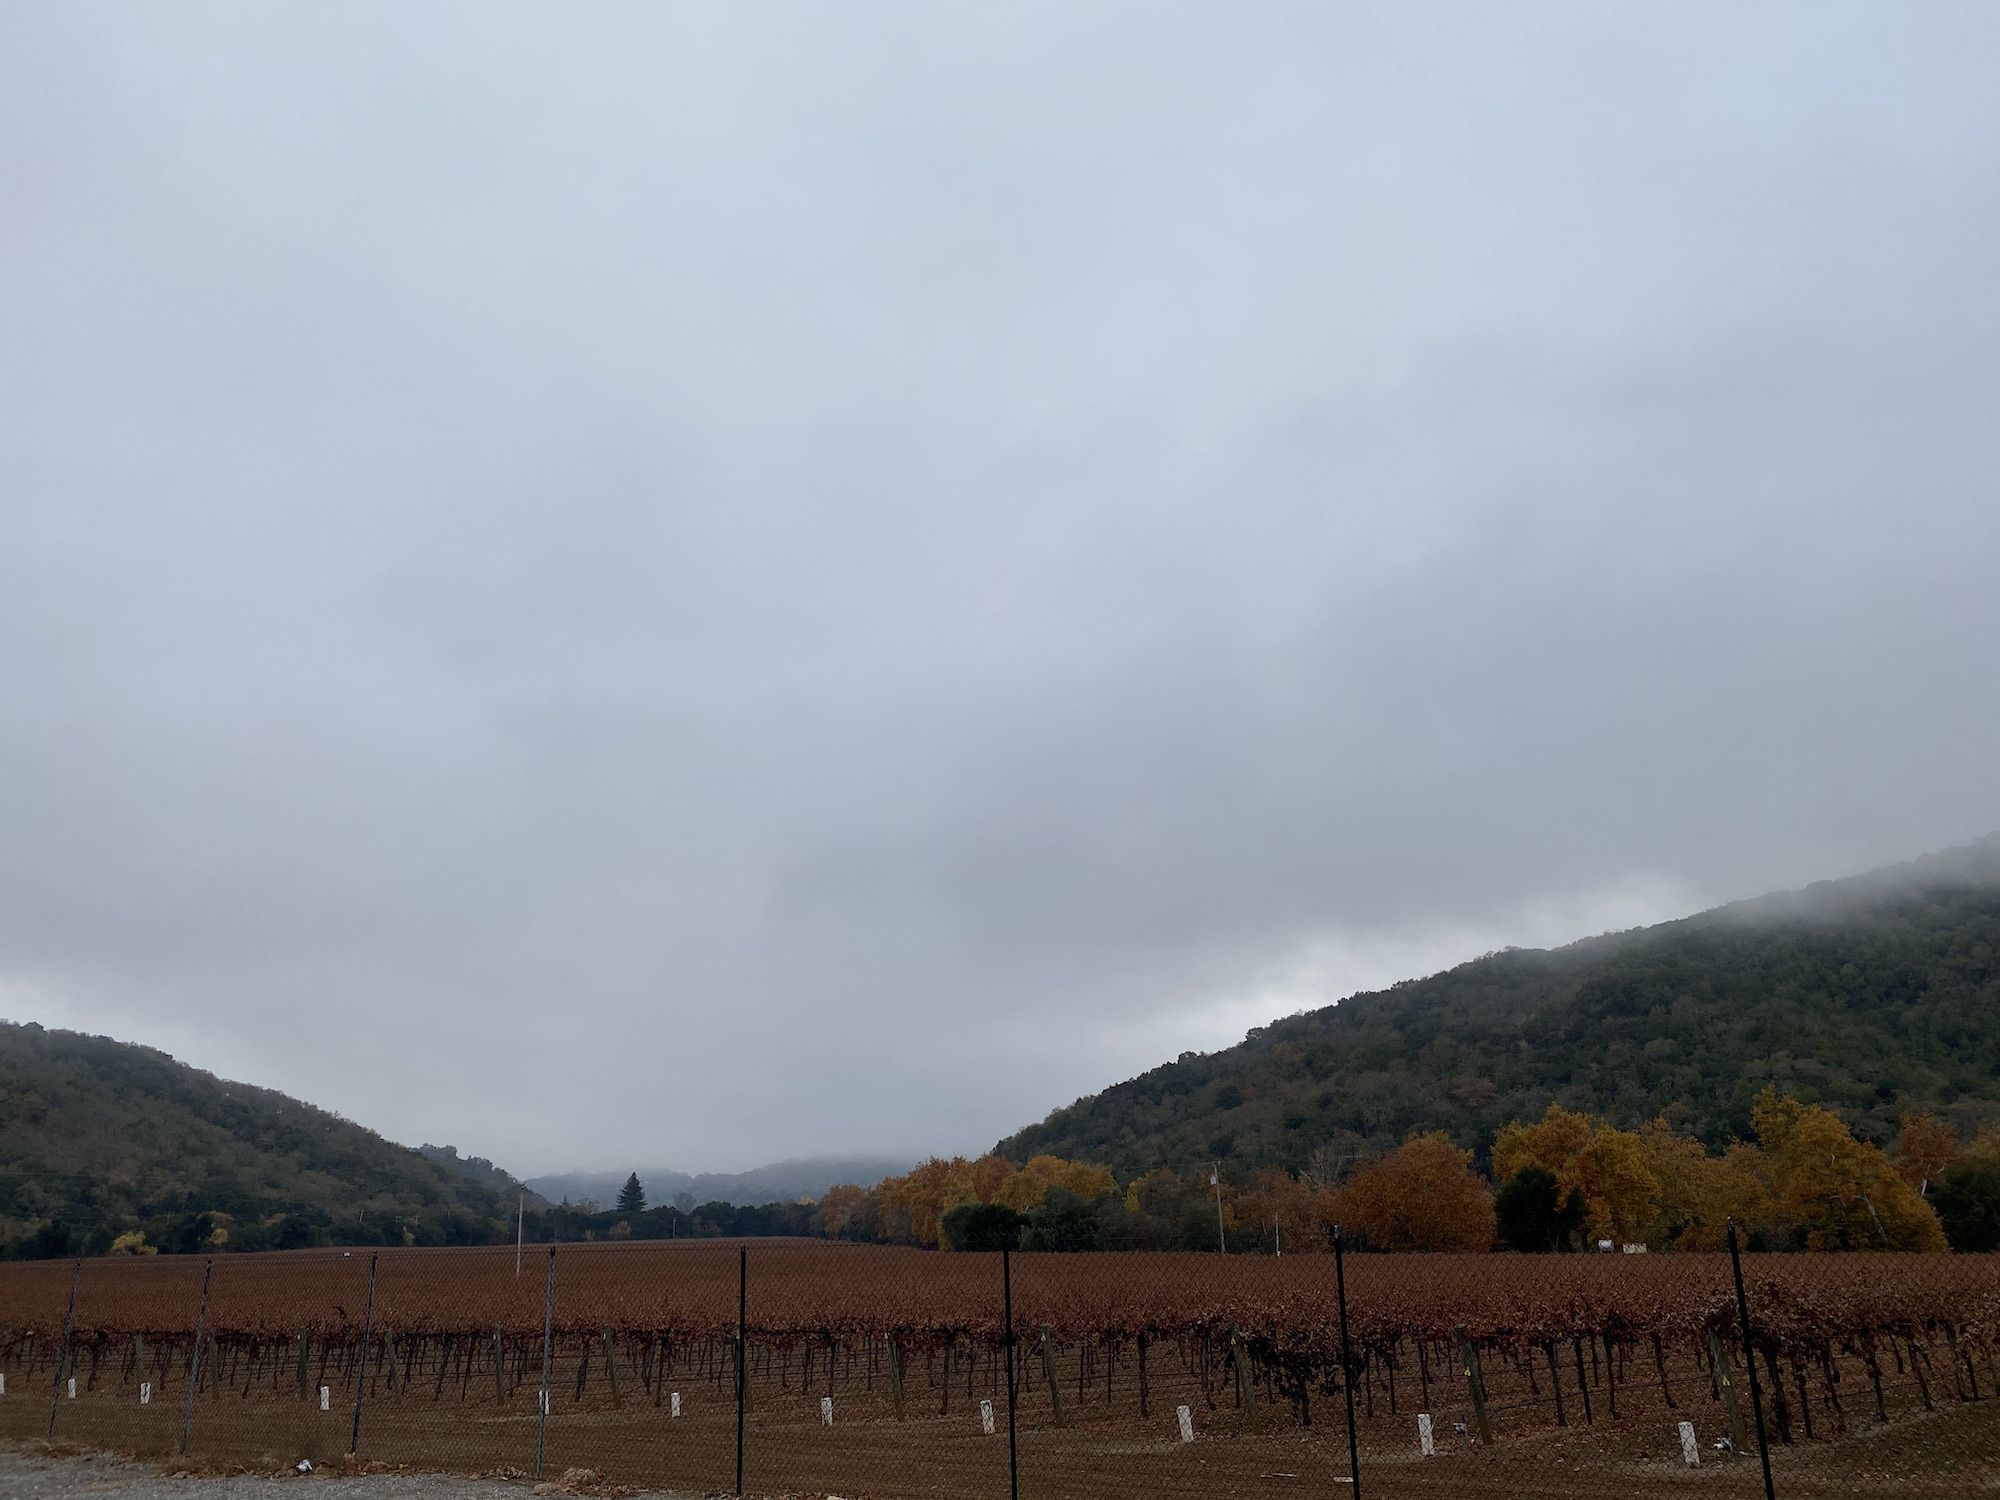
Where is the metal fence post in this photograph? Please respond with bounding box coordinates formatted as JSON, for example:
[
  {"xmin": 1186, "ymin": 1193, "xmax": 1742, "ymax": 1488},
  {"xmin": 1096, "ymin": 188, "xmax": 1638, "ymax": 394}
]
[
  {"xmin": 1334, "ymin": 1227, "xmax": 1362, "ymax": 1499},
  {"xmin": 349, "ymin": 1252, "xmax": 380, "ymax": 1457},
  {"xmin": 1003, "ymin": 1246, "xmax": 1019, "ymax": 1500},
  {"xmin": 178, "ymin": 1257, "xmax": 214, "ymax": 1455},
  {"xmin": 1727, "ymin": 1220, "xmax": 1777, "ymax": 1500},
  {"xmin": 735, "ymin": 1245, "xmax": 747, "ymax": 1497},
  {"xmin": 46, "ymin": 1257, "xmax": 81, "ymax": 1439},
  {"xmin": 535, "ymin": 1246, "xmax": 556, "ymax": 1479}
]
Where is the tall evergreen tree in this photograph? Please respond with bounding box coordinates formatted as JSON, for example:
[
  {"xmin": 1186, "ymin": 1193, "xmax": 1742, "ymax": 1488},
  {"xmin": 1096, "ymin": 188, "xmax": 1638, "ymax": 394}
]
[{"xmin": 616, "ymin": 1173, "xmax": 646, "ymax": 1214}]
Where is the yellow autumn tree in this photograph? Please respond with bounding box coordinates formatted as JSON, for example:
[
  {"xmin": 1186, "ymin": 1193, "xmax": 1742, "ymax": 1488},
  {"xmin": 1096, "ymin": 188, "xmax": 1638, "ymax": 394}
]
[
  {"xmin": 995, "ymin": 1155, "xmax": 1117, "ymax": 1213},
  {"xmin": 1752, "ymin": 1091, "xmax": 1946, "ymax": 1251},
  {"xmin": 871, "ymin": 1172, "xmax": 916, "ymax": 1242},
  {"xmin": 1493, "ymin": 1104, "xmax": 1595, "ymax": 1216},
  {"xmin": 968, "ymin": 1154, "xmax": 1016, "ymax": 1203},
  {"xmin": 994, "ymin": 1171, "xmax": 1047, "ymax": 1213},
  {"xmin": 1963, "ymin": 1127, "xmax": 2000, "ymax": 1168},
  {"xmin": 1588, "ymin": 1126, "xmax": 1662, "ymax": 1244},
  {"xmin": 940, "ymin": 1159, "xmax": 980, "ymax": 1216},
  {"xmin": 1637, "ymin": 1120, "xmax": 1773, "ymax": 1250},
  {"xmin": 816, "ymin": 1183, "xmax": 871, "ymax": 1239},
  {"xmin": 1044, "ymin": 1156, "xmax": 1118, "ymax": 1200},
  {"xmin": 1892, "ymin": 1112, "xmax": 1962, "ymax": 1198},
  {"xmin": 1332, "ymin": 1132, "xmax": 1494, "ymax": 1252},
  {"xmin": 874, "ymin": 1157, "xmax": 973, "ymax": 1247},
  {"xmin": 1494, "ymin": 1104, "xmax": 1659, "ymax": 1243}
]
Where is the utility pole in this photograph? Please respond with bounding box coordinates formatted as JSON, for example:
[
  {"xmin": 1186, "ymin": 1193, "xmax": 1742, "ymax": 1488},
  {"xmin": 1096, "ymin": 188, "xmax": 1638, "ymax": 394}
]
[
  {"xmin": 515, "ymin": 1191, "xmax": 525, "ymax": 1278},
  {"xmin": 1211, "ymin": 1163, "xmax": 1226, "ymax": 1253}
]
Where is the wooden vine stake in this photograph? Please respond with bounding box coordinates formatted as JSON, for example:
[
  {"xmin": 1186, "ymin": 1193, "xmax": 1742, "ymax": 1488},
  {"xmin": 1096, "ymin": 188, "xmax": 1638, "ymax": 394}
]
[
  {"xmin": 1708, "ymin": 1329, "xmax": 1748, "ymax": 1453},
  {"xmin": 599, "ymin": 1328, "xmax": 622, "ymax": 1408},
  {"xmin": 1454, "ymin": 1327, "xmax": 1493, "ymax": 1445},
  {"xmin": 1039, "ymin": 1326, "xmax": 1065, "ymax": 1427}
]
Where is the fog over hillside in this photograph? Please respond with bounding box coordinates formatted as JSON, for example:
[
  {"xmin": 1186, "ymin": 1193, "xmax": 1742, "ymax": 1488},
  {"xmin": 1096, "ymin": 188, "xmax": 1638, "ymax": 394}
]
[
  {"xmin": 527, "ymin": 1157, "xmax": 917, "ymax": 1210},
  {"xmin": 1002, "ymin": 834, "xmax": 2000, "ymax": 1177}
]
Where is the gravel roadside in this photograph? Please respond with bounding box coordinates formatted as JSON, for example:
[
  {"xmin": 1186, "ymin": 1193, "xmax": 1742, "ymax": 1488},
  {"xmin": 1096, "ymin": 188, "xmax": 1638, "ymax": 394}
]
[{"xmin": 0, "ymin": 1450, "xmax": 689, "ymax": 1500}]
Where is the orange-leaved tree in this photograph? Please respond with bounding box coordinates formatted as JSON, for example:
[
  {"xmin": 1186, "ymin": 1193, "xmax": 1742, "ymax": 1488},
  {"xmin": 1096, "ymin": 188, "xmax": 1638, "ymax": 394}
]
[
  {"xmin": 1332, "ymin": 1132, "xmax": 1494, "ymax": 1252},
  {"xmin": 1233, "ymin": 1167, "xmax": 1321, "ymax": 1253}
]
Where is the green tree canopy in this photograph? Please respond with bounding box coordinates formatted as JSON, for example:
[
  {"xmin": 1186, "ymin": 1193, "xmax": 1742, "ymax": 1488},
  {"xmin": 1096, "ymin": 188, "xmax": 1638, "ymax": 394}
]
[
  {"xmin": 940, "ymin": 1201, "xmax": 1024, "ymax": 1251},
  {"xmin": 1494, "ymin": 1166, "xmax": 1585, "ymax": 1252},
  {"xmin": 1934, "ymin": 1158, "xmax": 2000, "ymax": 1252}
]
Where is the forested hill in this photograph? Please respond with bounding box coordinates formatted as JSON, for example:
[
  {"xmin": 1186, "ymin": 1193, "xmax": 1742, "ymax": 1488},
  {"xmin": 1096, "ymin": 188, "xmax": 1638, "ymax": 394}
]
[
  {"xmin": 998, "ymin": 834, "xmax": 2000, "ymax": 1180},
  {"xmin": 0, "ymin": 1023, "xmax": 524, "ymax": 1256}
]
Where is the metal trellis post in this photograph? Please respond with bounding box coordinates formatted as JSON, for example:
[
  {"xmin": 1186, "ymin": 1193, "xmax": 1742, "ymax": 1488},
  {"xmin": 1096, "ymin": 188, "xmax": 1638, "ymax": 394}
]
[
  {"xmin": 1334, "ymin": 1226, "xmax": 1362, "ymax": 1498},
  {"xmin": 1003, "ymin": 1245, "xmax": 1020, "ymax": 1500},
  {"xmin": 349, "ymin": 1252, "xmax": 380, "ymax": 1457},
  {"xmin": 535, "ymin": 1246, "xmax": 556, "ymax": 1478},
  {"xmin": 735, "ymin": 1245, "xmax": 747, "ymax": 1497},
  {"xmin": 47, "ymin": 1257, "xmax": 81, "ymax": 1440},
  {"xmin": 1728, "ymin": 1219, "xmax": 1777, "ymax": 1500},
  {"xmin": 178, "ymin": 1257, "xmax": 214, "ymax": 1455}
]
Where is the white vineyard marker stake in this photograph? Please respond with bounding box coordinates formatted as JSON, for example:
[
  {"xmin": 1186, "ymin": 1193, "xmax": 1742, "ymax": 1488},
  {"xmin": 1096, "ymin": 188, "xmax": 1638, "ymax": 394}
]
[
  {"xmin": 1, "ymin": 1371, "xmax": 7, "ymax": 1395},
  {"xmin": 1417, "ymin": 1413, "xmax": 1435, "ymax": 1457},
  {"xmin": 140, "ymin": 1382, "xmax": 151, "ymax": 1405},
  {"xmin": 979, "ymin": 1398, "xmax": 995, "ymax": 1435},
  {"xmin": 68, "ymin": 1377, "xmax": 77, "ymax": 1399},
  {"xmin": 670, "ymin": 1391, "xmax": 681, "ymax": 1418},
  {"xmin": 1176, "ymin": 1404, "xmax": 1194, "ymax": 1442},
  {"xmin": 1679, "ymin": 1421, "xmax": 1700, "ymax": 1467},
  {"xmin": 319, "ymin": 1385, "xmax": 330, "ymax": 1411},
  {"xmin": 821, "ymin": 1395, "xmax": 834, "ymax": 1425}
]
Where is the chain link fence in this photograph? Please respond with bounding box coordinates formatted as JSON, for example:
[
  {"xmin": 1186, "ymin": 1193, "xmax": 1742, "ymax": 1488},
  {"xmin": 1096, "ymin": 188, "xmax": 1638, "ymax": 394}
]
[{"xmin": 4, "ymin": 1235, "xmax": 1997, "ymax": 1498}]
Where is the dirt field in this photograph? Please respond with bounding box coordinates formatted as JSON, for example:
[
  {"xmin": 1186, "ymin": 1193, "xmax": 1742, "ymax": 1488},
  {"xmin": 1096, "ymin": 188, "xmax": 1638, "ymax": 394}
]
[{"xmin": 6, "ymin": 1327, "xmax": 1997, "ymax": 1498}]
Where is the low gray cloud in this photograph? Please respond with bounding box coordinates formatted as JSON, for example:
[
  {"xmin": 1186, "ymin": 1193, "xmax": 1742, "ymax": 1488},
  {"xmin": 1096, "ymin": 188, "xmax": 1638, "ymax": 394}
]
[{"xmin": 3, "ymin": 3, "xmax": 1996, "ymax": 1173}]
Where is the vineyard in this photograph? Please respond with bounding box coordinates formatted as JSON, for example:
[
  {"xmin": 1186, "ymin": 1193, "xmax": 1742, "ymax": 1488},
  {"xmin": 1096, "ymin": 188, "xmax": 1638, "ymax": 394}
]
[{"xmin": 3, "ymin": 1241, "xmax": 1998, "ymax": 1498}]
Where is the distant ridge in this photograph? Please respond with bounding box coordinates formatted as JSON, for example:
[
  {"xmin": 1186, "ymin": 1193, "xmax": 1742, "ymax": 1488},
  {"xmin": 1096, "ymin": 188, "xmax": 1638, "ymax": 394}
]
[
  {"xmin": 998, "ymin": 834, "xmax": 2000, "ymax": 1178},
  {"xmin": 525, "ymin": 1155, "xmax": 916, "ymax": 1209}
]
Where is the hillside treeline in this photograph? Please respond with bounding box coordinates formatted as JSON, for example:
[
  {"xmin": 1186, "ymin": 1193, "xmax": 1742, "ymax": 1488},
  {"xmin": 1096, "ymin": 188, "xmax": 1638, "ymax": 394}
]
[
  {"xmin": 11, "ymin": 1088, "xmax": 1999, "ymax": 1259},
  {"xmin": 812, "ymin": 1091, "xmax": 1997, "ymax": 1255},
  {"xmin": 0, "ymin": 1022, "xmax": 526, "ymax": 1260}
]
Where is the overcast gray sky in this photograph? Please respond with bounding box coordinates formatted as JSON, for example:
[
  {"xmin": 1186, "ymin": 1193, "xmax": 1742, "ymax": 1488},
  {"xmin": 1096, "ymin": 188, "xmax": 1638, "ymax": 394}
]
[{"xmin": 3, "ymin": 3, "xmax": 1997, "ymax": 1175}]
